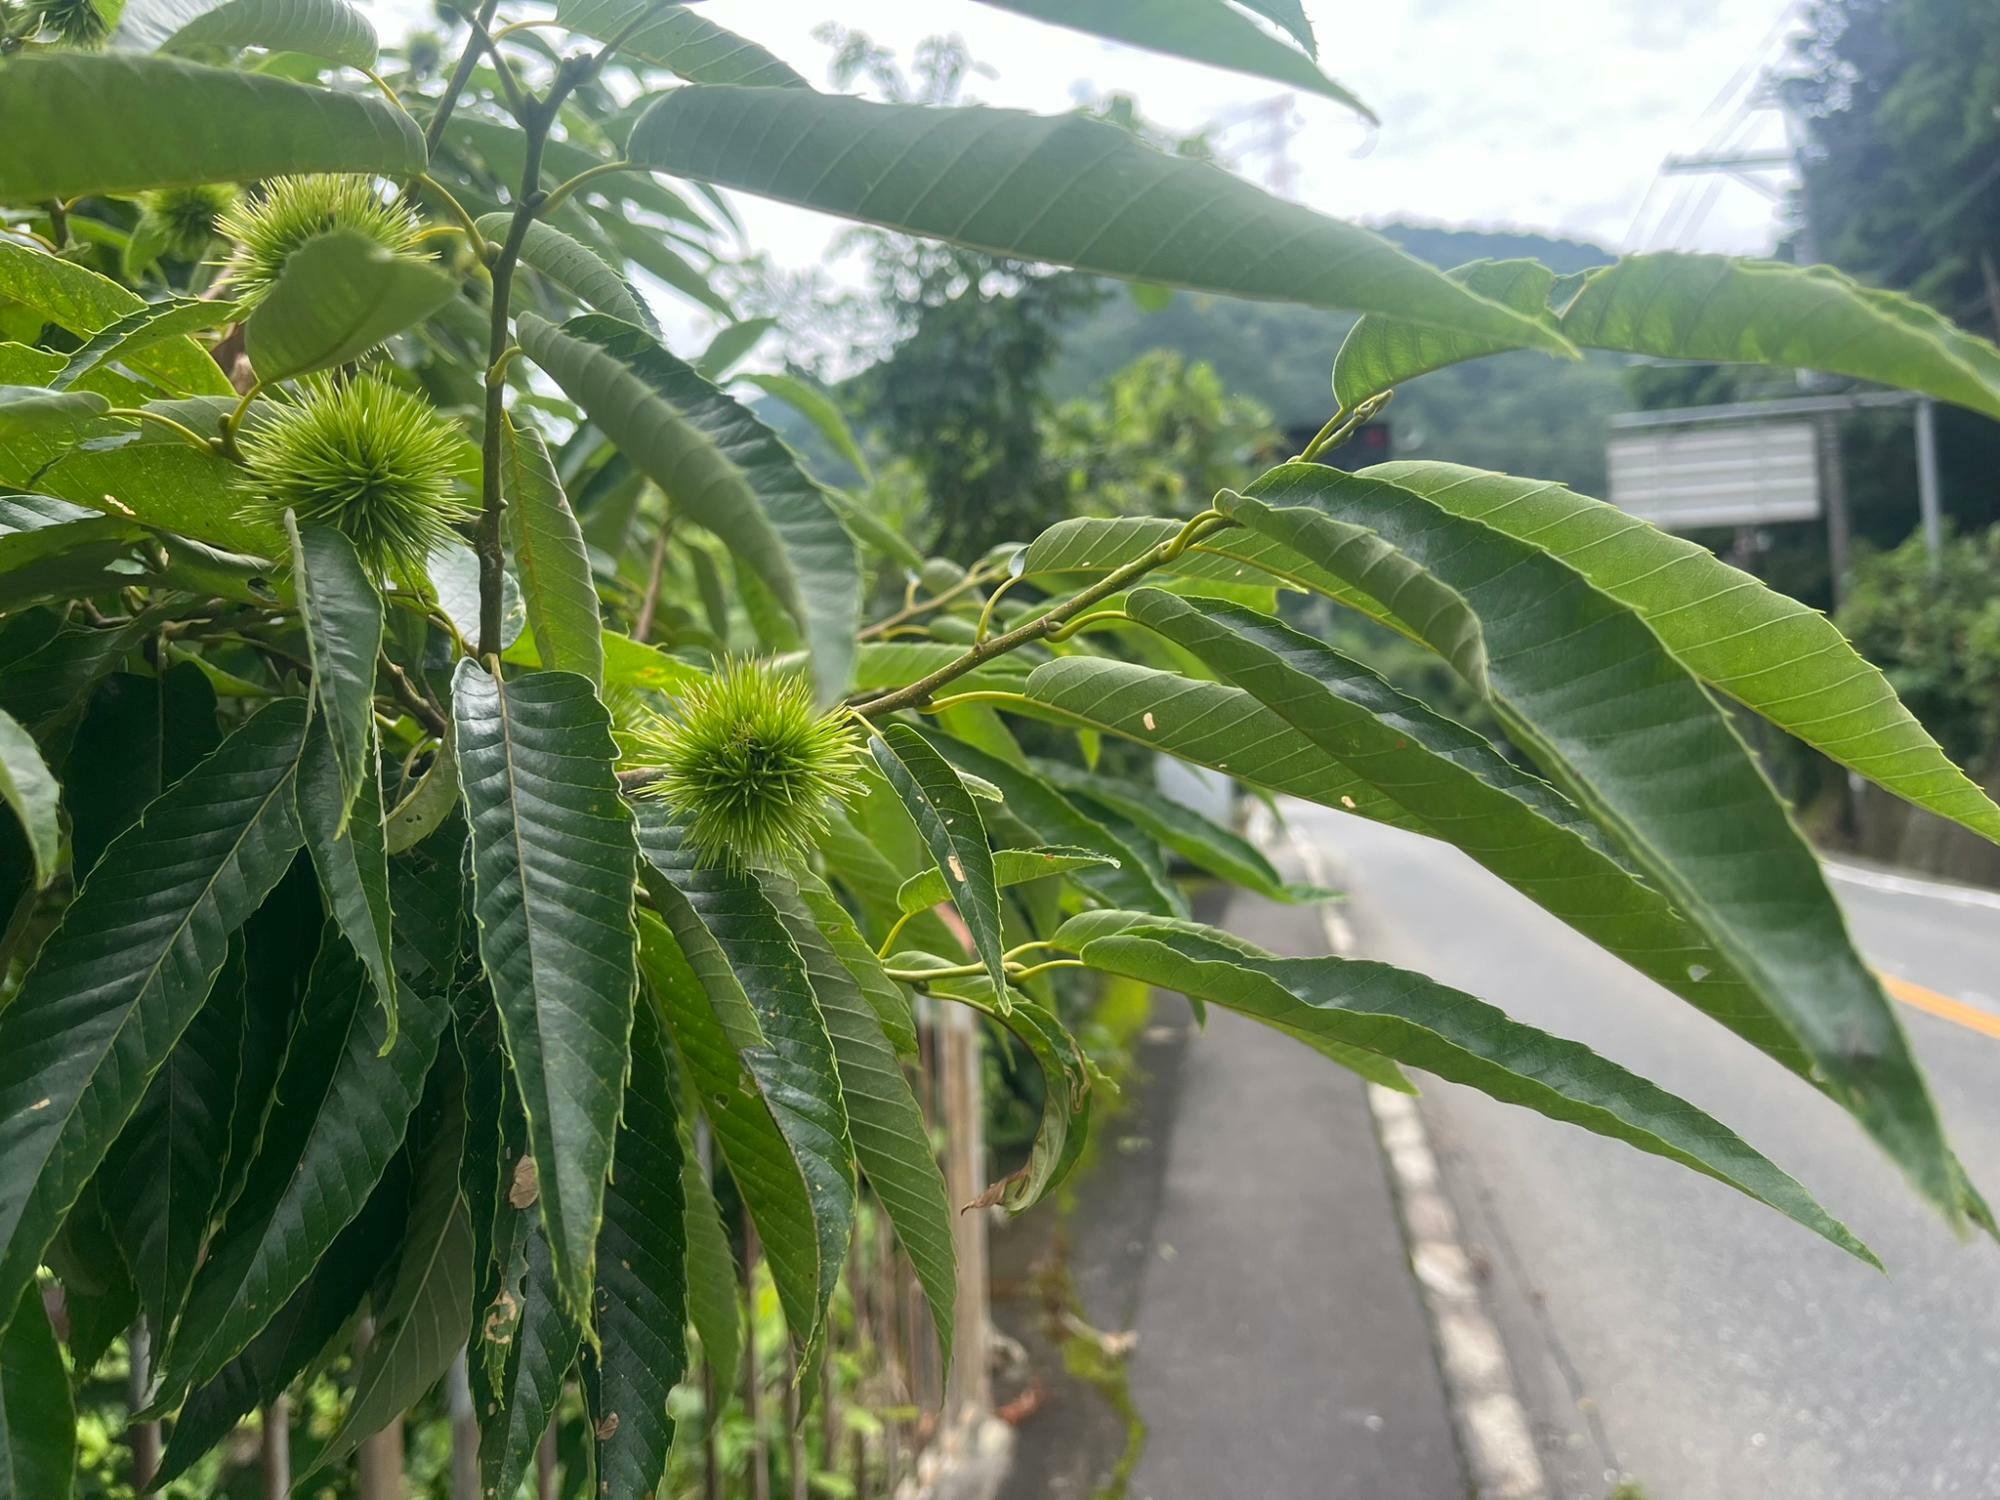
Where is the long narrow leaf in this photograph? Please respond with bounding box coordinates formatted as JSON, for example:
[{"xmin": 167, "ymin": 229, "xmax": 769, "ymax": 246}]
[
  {"xmin": 516, "ymin": 313, "xmax": 859, "ymax": 703},
  {"xmin": 975, "ymin": 0, "xmax": 1370, "ymax": 118},
  {"xmin": 0, "ymin": 53, "xmax": 427, "ymax": 201},
  {"xmin": 503, "ymin": 420, "xmax": 604, "ymax": 691},
  {"xmin": 633, "ymin": 805, "xmax": 854, "ymax": 1361},
  {"xmin": 1220, "ymin": 463, "xmax": 1962, "ymax": 1220},
  {"xmin": 286, "ymin": 515, "xmax": 381, "ymax": 825},
  {"xmin": 0, "ymin": 698, "xmax": 307, "ymax": 1329},
  {"xmin": 776, "ymin": 871, "xmax": 955, "ymax": 1368},
  {"xmin": 588, "ymin": 997, "xmax": 688, "ymax": 1498},
  {"xmin": 1116, "ymin": 588, "xmax": 1812, "ymax": 1075},
  {"xmin": 1057, "ymin": 911, "xmax": 1874, "ymax": 1263},
  {"xmin": 871, "ymin": 724, "xmax": 1009, "ymax": 999},
  {"xmin": 454, "ymin": 662, "xmax": 638, "ymax": 1320},
  {"xmin": 156, "ymin": 925, "xmax": 449, "ymax": 1396},
  {"xmin": 1370, "ymin": 459, "xmax": 2000, "ymax": 847},
  {"xmin": 626, "ymin": 89, "xmax": 1575, "ymax": 352}
]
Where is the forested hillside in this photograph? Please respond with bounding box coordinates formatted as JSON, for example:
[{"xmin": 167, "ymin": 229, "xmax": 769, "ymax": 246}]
[{"xmin": 1048, "ymin": 222, "xmax": 1631, "ymax": 495}]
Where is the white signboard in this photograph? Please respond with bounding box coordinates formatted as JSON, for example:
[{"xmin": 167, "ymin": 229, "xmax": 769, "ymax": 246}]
[{"xmin": 1607, "ymin": 419, "xmax": 1820, "ymax": 530}]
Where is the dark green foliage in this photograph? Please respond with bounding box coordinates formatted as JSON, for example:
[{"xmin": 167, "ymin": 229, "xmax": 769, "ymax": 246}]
[{"xmin": 1, "ymin": 8, "xmax": 1998, "ymax": 1495}]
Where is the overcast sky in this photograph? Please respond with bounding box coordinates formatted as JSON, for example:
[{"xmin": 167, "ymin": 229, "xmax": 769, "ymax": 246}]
[{"xmin": 683, "ymin": 0, "xmax": 1806, "ymax": 262}]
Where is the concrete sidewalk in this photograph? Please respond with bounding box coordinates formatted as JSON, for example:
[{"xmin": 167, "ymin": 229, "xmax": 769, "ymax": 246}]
[{"xmin": 992, "ymin": 887, "xmax": 1465, "ymax": 1500}]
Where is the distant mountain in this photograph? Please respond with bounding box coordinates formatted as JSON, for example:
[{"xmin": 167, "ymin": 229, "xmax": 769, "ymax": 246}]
[{"xmin": 1047, "ymin": 221, "xmax": 1629, "ymax": 494}]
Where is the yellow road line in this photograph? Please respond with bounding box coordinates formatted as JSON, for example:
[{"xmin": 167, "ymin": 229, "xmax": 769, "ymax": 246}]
[{"xmin": 1877, "ymin": 971, "xmax": 2000, "ymax": 1042}]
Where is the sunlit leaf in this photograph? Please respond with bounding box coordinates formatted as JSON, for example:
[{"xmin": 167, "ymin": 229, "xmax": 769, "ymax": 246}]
[
  {"xmin": 118, "ymin": 0, "xmax": 379, "ymax": 68},
  {"xmin": 247, "ymin": 229, "xmax": 458, "ymax": 381},
  {"xmin": 503, "ymin": 419, "xmax": 604, "ymax": 691},
  {"xmin": 627, "ymin": 89, "xmax": 1573, "ymax": 350},
  {"xmin": 1372, "ymin": 459, "xmax": 2000, "ymax": 847},
  {"xmin": 1056, "ymin": 910, "xmax": 1874, "ymax": 1263},
  {"xmin": 633, "ymin": 805, "xmax": 854, "ymax": 1362},
  {"xmin": 1221, "ymin": 463, "xmax": 1963, "ymax": 1221},
  {"xmin": 975, "ymin": 0, "xmax": 1370, "ymax": 118}
]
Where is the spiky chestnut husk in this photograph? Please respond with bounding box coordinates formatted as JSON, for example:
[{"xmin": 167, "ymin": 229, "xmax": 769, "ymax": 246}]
[
  {"xmin": 218, "ymin": 175, "xmax": 427, "ymax": 307},
  {"xmin": 138, "ymin": 183, "xmax": 240, "ymax": 262},
  {"xmin": 26, "ymin": 0, "xmax": 108, "ymax": 46},
  {"xmin": 632, "ymin": 664, "xmax": 863, "ymax": 869},
  {"xmin": 237, "ymin": 374, "xmax": 472, "ymax": 581}
]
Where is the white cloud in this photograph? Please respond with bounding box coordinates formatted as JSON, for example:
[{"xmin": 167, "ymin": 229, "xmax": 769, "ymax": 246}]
[{"xmin": 694, "ymin": 0, "xmax": 1803, "ymax": 260}]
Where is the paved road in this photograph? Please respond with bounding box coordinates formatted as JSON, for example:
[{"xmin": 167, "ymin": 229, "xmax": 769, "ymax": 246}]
[{"xmin": 1297, "ymin": 802, "xmax": 2000, "ymax": 1500}]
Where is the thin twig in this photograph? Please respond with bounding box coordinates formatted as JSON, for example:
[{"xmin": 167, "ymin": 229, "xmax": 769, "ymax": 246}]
[{"xmin": 852, "ymin": 513, "xmax": 1229, "ymax": 719}]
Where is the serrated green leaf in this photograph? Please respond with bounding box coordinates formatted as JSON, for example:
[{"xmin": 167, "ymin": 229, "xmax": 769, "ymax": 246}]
[
  {"xmin": 1330, "ymin": 251, "xmax": 2000, "ymax": 422},
  {"xmin": 1233, "ymin": 0, "xmax": 1315, "ymax": 54},
  {"xmin": 0, "ymin": 53, "xmax": 426, "ymax": 202},
  {"xmin": 0, "ymin": 385, "xmax": 110, "ymax": 438},
  {"xmin": 897, "ymin": 844, "xmax": 1116, "ymax": 917},
  {"xmin": 627, "ymin": 89, "xmax": 1573, "ymax": 351},
  {"xmin": 0, "ymin": 241, "xmax": 232, "ymax": 396},
  {"xmin": 0, "ymin": 709, "xmax": 57, "ymax": 890},
  {"xmin": 299, "ymin": 716, "xmax": 400, "ymax": 1049},
  {"xmin": 302, "ymin": 1052, "xmax": 475, "ymax": 1479},
  {"xmin": 696, "ymin": 317, "xmax": 774, "ymax": 381},
  {"xmin": 1115, "ymin": 588, "xmax": 1812, "ymax": 1078},
  {"xmin": 1032, "ymin": 758, "xmax": 1312, "ymax": 902},
  {"xmin": 975, "ymin": 0, "xmax": 1370, "ymax": 118},
  {"xmin": 210, "ymin": 858, "xmax": 320, "ymax": 1227},
  {"xmin": 1221, "ymin": 463, "xmax": 1962, "ymax": 1222},
  {"xmin": 150, "ymin": 1145, "xmax": 411, "ymax": 1489},
  {"xmin": 453, "ymin": 662, "xmax": 638, "ymax": 1320},
  {"xmin": 0, "ymin": 493, "xmax": 133, "ymax": 578},
  {"xmin": 478, "ymin": 1218, "xmax": 580, "ymax": 1500},
  {"xmin": 1561, "ymin": 253, "xmax": 2000, "ymax": 422},
  {"xmin": 121, "ymin": 0, "xmax": 380, "ymax": 69},
  {"xmin": 1333, "ymin": 259, "xmax": 1558, "ymax": 410},
  {"xmin": 40, "ymin": 430, "xmax": 266, "ymax": 555},
  {"xmin": 48, "ymin": 1178, "xmax": 135, "ymax": 1376},
  {"xmin": 774, "ymin": 871, "xmax": 954, "ymax": 1368},
  {"xmin": 155, "ymin": 923, "xmax": 450, "ymax": 1398},
  {"xmin": 923, "ymin": 978, "xmax": 1090, "ymax": 1214},
  {"xmin": 589, "ymin": 996, "xmax": 687, "ymax": 1499},
  {"xmin": 247, "ymin": 229, "xmax": 458, "ymax": 381},
  {"xmin": 1020, "ymin": 512, "xmax": 1392, "ymax": 623},
  {"xmin": 286, "ymin": 514, "xmax": 381, "ymax": 824},
  {"xmin": 1372, "ymin": 459, "xmax": 2000, "ymax": 849},
  {"xmin": 632, "ymin": 806, "xmax": 854, "ymax": 1363},
  {"xmin": 0, "ymin": 698, "xmax": 306, "ymax": 1331},
  {"xmin": 504, "ymin": 419, "xmax": 604, "ymax": 692},
  {"xmin": 677, "ymin": 1120, "xmax": 741, "ymax": 1396},
  {"xmin": 745, "ymin": 373, "xmax": 871, "ymax": 484},
  {"xmin": 555, "ymin": 0, "xmax": 806, "ymax": 86},
  {"xmin": 1058, "ymin": 912, "xmax": 1875, "ymax": 1264},
  {"xmin": 516, "ymin": 313, "xmax": 859, "ymax": 703},
  {"xmin": 51, "ymin": 297, "xmax": 238, "ymax": 392},
  {"xmin": 872, "ymin": 724, "xmax": 1009, "ymax": 999},
  {"xmin": 927, "ymin": 734, "xmax": 1187, "ymax": 918},
  {"xmin": 477, "ymin": 213, "xmax": 657, "ymax": 333},
  {"xmin": 99, "ymin": 940, "xmax": 246, "ymax": 1339},
  {"xmin": 0, "ymin": 1287, "xmax": 72, "ymax": 1500}
]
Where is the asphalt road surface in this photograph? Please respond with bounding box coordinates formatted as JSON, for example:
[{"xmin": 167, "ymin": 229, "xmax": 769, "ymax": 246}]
[{"xmin": 1295, "ymin": 802, "xmax": 2000, "ymax": 1500}]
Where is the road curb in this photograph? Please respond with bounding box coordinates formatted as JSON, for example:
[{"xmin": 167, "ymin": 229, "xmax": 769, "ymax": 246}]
[{"xmin": 1271, "ymin": 812, "xmax": 1551, "ymax": 1500}]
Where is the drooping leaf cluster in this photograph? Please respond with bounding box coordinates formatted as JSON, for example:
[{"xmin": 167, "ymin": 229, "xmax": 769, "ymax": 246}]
[{"xmin": 3, "ymin": 2, "xmax": 2000, "ymax": 1495}]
